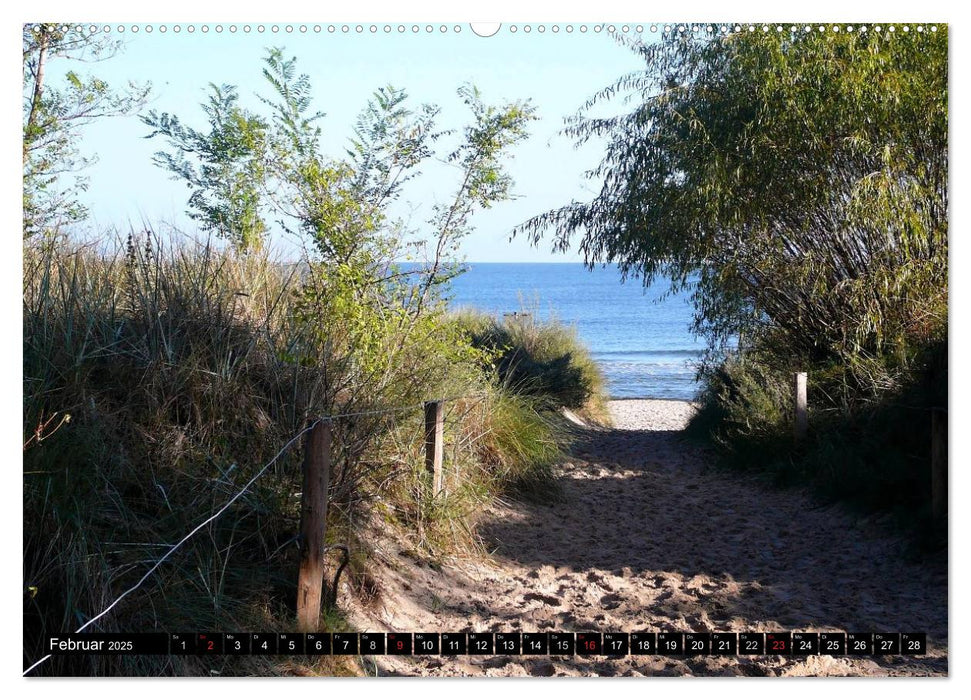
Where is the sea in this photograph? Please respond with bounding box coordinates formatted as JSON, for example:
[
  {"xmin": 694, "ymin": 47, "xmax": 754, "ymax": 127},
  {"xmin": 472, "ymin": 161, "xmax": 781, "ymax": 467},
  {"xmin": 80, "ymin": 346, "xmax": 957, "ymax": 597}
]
[{"xmin": 444, "ymin": 263, "xmax": 706, "ymax": 401}]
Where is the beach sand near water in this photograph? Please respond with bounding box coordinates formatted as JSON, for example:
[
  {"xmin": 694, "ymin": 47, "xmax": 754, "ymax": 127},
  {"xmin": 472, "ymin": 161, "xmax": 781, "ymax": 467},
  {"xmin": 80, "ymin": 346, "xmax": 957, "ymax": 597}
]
[{"xmin": 607, "ymin": 398, "xmax": 700, "ymax": 432}]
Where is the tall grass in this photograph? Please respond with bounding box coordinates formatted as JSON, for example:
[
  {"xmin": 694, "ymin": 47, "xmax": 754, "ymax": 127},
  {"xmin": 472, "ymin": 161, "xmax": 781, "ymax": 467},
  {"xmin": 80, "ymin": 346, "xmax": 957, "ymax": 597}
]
[{"xmin": 23, "ymin": 232, "xmax": 565, "ymax": 675}]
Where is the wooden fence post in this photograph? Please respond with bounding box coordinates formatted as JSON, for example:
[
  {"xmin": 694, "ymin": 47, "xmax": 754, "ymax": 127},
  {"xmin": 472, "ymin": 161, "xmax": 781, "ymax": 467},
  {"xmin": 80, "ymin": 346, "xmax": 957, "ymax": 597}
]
[
  {"xmin": 424, "ymin": 400, "xmax": 444, "ymax": 495},
  {"xmin": 793, "ymin": 371, "xmax": 808, "ymax": 442},
  {"xmin": 931, "ymin": 408, "xmax": 947, "ymax": 521},
  {"xmin": 297, "ymin": 419, "xmax": 331, "ymax": 632}
]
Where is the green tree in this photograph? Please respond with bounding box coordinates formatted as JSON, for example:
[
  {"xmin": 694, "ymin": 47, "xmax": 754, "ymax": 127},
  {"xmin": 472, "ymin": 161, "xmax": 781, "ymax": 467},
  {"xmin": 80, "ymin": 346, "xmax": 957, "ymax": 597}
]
[
  {"xmin": 263, "ymin": 52, "xmax": 535, "ymax": 499},
  {"xmin": 142, "ymin": 85, "xmax": 269, "ymax": 252},
  {"xmin": 143, "ymin": 49, "xmax": 536, "ymax": 499},
  {"xmin": 23, "ymin": 24, "xmax": 150, "ymax": 238},
  {"xmin": 258, "ymin": 51, "xmax": 536, "ymax": 400},
  {"xmin": 517, "ymin": 26, "xmax": 947, "ymax": 391}
]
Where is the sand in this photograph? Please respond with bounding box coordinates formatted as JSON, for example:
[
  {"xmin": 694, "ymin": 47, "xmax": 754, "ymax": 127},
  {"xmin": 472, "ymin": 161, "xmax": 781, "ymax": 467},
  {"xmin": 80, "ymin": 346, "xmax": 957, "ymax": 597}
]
[{"xmin": 342, "ymin": 399, "xmax": 947, "ymax": 677}]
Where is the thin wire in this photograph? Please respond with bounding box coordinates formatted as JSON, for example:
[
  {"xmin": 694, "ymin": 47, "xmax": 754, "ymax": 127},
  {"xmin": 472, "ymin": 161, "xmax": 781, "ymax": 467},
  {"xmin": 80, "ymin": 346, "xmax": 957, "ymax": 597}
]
[
  {"xmin": 317, "ymin": 393, "xmax": 488, "ymax": 422},
  {"xmin": 23, "ymin": 419, "xmax": 320, "ymax": 677}
]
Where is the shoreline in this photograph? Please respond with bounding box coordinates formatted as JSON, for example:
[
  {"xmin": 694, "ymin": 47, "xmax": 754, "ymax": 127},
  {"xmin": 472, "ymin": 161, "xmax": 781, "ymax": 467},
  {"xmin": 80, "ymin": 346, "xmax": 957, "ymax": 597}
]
[{"xmin": 607, "ymin": 396, "xmax": 698, "ymax": 403}]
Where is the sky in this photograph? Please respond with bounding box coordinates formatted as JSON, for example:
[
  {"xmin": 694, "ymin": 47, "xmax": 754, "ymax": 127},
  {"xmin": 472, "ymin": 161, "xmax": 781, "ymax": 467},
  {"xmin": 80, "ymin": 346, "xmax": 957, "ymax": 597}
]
[{"xmin": 54, "ymin": 24, "xmax": 654, "ymax": 262}]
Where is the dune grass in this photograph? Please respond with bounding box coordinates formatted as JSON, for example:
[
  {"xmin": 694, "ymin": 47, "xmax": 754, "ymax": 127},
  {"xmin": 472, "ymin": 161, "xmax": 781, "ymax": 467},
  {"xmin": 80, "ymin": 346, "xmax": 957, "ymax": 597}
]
[
  {"xmin": 22, "ymin": 232, "xmax": 570, "ymax": 675},
  {"xmin": 686, "ymin": 339, "xmax": 947, "ymax": 548},
  {"xmin": 451, "ymin": 308, "xmax": 611, "ymax": 426}
]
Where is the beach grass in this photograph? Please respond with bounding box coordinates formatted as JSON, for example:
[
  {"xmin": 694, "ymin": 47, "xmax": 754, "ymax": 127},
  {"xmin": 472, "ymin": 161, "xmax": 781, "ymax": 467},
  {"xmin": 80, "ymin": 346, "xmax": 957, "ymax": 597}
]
[{"xmin": 22, "ymin": 232, "xmax": 578, "ymax": 675}]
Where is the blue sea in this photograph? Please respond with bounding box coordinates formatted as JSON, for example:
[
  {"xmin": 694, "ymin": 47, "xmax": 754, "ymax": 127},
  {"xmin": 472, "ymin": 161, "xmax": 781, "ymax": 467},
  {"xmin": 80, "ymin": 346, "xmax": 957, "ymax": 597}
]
[{"xmin": 445, "ymin": 263, "xmax": 705, "ymax": 400}]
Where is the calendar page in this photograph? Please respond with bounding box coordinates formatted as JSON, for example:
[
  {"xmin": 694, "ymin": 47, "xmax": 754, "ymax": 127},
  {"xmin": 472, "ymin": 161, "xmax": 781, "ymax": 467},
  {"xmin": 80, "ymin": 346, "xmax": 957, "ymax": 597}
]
[{"xmin": 22, "ymin": 9, "xmax": 949, "ymax": 682}]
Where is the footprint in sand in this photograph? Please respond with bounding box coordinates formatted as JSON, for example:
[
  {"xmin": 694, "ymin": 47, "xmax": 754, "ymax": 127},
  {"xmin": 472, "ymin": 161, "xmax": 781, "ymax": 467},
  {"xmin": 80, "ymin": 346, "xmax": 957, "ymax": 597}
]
[
  {"xmin": 585, "ymin": 571, "xmax": 607, "ymax": 586},
  {"xmin": 481, "ymin": 656, "xmax": 513, "ymax": 670},
  {"xmin": 523, "ymin": 592, "xmax": 562, "ymax": 606},
  {"xmin": 528, "ymin": 660, "xmax": 557, "ymax": 677},
  {"xmin": 599, "ymin": 593, "xmax": 624, "ymax": 610},
  {"xmin": 557, "ymin": 611, "xmax": 578, "ymax": 626}
]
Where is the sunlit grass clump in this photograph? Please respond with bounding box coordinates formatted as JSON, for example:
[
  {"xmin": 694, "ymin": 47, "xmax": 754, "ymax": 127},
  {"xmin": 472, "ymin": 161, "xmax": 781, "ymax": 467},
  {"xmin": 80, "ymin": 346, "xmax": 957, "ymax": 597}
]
[{"xmin": 452, "ymin": 308, "xmax": 611, "ymax": 425}]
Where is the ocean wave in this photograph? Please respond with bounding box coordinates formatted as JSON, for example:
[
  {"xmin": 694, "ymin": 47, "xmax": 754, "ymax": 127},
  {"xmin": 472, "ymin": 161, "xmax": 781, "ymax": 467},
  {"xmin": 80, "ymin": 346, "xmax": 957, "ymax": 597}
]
[
  {"xmin": 592, "ymin": 349, "xmax": 702, "ymax": 358},
  {"xmin": 606, "ymin": 377, "xmax": 698, "ymax": 400},
  {"xmin": 601, "ymin": 360, "xmax": 700, "ymax": 400},
  {"xmin": 601, "ymin": 360, "xmax": 699, "ymax": 374}
]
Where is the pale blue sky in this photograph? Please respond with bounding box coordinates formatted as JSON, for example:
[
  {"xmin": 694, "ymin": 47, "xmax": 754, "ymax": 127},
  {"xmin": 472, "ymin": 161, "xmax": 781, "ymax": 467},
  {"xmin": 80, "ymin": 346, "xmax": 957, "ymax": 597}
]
[{"xmin": 60, "ymin": 25, "xmax": 652, "ymax": 262}]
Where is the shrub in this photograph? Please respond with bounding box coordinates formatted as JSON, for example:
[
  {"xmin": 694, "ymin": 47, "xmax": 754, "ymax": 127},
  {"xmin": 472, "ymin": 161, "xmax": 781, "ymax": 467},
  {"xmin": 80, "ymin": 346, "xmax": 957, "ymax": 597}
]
[
  {"xmin": 687, "ymin": 353, "xmax": 790, "ymax": 456},
  {"xmin": 688, "ymin": 339, "xmax": 947, "ymax": 545},
  {"xmin": 452, "ymin": 309, "xmax": 609, "ymax": 422}
]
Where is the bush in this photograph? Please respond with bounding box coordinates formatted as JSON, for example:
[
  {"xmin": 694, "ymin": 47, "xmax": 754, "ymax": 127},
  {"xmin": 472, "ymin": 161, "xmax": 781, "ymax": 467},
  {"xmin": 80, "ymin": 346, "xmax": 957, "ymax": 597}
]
[
  {"xmin": 688, "ymin": 339, "xmax": 947, "ymax": 545},
  {"xmin": 452, "ymin": 309, "xmax": 609, "ymax": 423},
  {"xmin": 687, "ymin": 354, "xmax": 790, "ymax": 456}
]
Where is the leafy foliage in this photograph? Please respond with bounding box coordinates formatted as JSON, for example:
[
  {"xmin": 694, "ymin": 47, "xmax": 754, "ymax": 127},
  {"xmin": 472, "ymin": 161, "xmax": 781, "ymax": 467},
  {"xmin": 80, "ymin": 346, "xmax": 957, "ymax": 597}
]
[
  {"xmin": 517, "ymin": 26, "xmax": 947, "ymax": 396},
  {"xmin": 138, "ymin": 48, "xmax": 540, "ymax": 532},
  {"xmin": 519, "ymin": 26, "xmax": 947, "ymax": 533},
  {"xmin": 142, "ymin": 86, "xmax": 269, "ymax": 251},
  {"xmin": 23, "ymin": 24, "xmax": 150, "ymax": 237}
]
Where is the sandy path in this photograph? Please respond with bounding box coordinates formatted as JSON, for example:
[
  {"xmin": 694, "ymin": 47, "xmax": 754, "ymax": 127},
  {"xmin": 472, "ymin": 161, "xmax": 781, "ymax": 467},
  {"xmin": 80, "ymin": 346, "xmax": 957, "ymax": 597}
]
[{"xmin": 346, "ymin": 400, "xmax": 947, "ymax": 677}]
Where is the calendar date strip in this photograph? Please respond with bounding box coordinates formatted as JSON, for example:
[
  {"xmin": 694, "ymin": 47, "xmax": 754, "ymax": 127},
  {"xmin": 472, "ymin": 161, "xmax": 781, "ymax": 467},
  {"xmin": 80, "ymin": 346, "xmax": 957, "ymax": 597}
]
[{"xmin": 45, "ymin": 631, "xmax": 928, "ymax": 657}]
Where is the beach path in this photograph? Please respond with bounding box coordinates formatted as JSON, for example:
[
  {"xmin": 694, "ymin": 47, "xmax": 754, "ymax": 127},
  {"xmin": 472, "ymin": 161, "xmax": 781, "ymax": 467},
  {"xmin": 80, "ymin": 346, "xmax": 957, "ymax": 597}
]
[{"xmin": 345, "ymin": 399, "xmax": 947, "ymax": 677}]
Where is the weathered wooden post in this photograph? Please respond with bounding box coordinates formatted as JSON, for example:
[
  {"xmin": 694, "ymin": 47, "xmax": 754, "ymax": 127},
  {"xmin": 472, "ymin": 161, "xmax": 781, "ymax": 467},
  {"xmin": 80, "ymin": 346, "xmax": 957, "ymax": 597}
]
[
  {"xmin": 931, "ymin": 408, "xmax": 947, "ymax": 521},
  {"xmin": 297, "ymin": 419, "xmax": 331, "ymax": 632},
  {"xmin": 424, "ymin": 400, "xmax": 444, "ymax": 495},
  {"xmin": 793, "ymin": 371, "xmax": 808, "ymax": 442}
]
